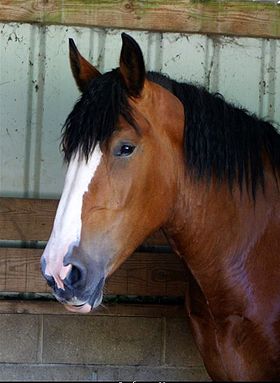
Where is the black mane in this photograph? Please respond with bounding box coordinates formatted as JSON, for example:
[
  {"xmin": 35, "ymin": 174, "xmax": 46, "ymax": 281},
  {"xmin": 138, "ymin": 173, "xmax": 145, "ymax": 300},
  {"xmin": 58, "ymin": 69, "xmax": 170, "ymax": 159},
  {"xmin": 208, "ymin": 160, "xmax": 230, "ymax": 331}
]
[{"xmin": 62, "ymin": 69, "xmax": 280, "ymax": 199}]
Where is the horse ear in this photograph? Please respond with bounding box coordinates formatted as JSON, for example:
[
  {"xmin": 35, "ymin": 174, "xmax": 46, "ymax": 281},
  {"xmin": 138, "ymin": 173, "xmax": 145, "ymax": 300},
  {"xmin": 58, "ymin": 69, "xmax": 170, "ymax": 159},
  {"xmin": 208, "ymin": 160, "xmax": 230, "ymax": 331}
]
[
  {"xmin": 69, "ymin": 38, "xmax": 101, "ymax": 92},
  {"xmin": 119, "ymin": 33, "xmax": 145, "ymax": 97}
]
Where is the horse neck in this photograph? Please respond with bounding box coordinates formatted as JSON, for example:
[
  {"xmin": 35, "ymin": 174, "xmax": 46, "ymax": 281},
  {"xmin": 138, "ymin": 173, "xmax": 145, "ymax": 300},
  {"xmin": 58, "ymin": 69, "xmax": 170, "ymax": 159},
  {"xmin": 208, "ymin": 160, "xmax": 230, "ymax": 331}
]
[{"xmin": 163, "ymin": 174, "xmax": 276, "ymax": 296}]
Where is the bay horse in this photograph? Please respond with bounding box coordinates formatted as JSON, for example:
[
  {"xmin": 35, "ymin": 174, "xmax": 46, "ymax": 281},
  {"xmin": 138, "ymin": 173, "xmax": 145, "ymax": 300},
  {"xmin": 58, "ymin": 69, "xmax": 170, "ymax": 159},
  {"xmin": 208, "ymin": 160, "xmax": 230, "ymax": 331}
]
[{"xmin": 41, "ymin": 33, "xmax": 280, "ymax": 381}]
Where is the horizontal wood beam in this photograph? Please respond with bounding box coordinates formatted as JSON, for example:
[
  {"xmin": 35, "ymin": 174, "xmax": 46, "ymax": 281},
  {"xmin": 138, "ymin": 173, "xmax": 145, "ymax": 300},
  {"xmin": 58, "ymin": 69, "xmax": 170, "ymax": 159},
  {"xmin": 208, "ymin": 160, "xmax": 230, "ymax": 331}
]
[
  {"xmin": 0, "ymin": 198, "xmax": 187, "ymax": 299},
  {"xmin": 0, "ymin": 197, "xmax": 167, "ymax": 245},
  {"xmin": 0, "ymin": 198, "xmax": 58, "ymax": 242},
  {"xmin": 0, "ymin": 300, "xmax": 186, "ymax": 317},
  {"xmin": 0, "ymin": 248, "xmax": 188, "ymax": 296},
  {"xmin": 0, "ymin": 1, "xmax": 279, "ymax": 39}
]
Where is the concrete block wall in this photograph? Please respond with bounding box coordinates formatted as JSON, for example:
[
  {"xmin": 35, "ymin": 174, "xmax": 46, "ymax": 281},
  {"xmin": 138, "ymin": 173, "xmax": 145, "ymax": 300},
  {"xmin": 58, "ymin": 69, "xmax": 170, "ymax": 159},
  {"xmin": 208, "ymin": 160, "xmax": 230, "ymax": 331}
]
[{"xmin": 0, "ymin": 312, "xmax": 210, "ymax": 381}]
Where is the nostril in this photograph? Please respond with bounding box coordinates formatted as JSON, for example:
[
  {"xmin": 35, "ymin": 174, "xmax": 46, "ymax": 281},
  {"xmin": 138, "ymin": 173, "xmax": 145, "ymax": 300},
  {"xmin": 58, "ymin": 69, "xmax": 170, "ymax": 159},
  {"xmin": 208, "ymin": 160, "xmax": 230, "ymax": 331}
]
[
  {"xmin": 64, "ymin": 263, "xmax": 87, "ymax": 289},
  {"xmin": 68, "ymin": 265, "xmax": 82, "ymax": 285}
]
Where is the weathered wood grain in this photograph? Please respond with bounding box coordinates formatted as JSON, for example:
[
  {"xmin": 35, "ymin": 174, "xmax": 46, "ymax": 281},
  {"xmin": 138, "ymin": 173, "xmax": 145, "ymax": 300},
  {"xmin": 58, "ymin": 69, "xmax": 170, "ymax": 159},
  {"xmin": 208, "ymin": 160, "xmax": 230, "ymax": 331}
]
[
  {"xmin": 0, "ymin": 198, "xmax": 58, "ymax": 241},
  {"xmin": 0, "ymin": 299, "xmax": 186, "ymax": 317},
  {"xmin": 0, "ymin": 198, "xmax": 168, "ymax": 245},
  {"xmin": 0, "ymin": 248, "xmax": 188, "ymax": 296},
  {"xmin": 0, "ymin": 0, "xmax": 279, "ymax": 38},
  {"xmin": 0, "ymin": 197, "xmax": 186, "ymax": 303}
]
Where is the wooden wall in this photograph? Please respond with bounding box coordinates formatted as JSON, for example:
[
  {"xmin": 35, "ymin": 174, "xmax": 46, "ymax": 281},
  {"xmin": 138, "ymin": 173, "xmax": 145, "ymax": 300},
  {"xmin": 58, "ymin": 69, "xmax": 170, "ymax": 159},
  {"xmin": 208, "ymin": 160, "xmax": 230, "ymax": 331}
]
[
  {"xmin": 0, "ymin": 0, "xmax": 280, "ymax": 39},
  {"xmin": 0, "ymin": 1, "xmax": 279, "ymax": 301},
  {"xmin": 0, "ymin": 198, "xmax": 187, "ymax": 308},
  {"xmin": 0, "ymin": 3, "xmax": 278, "ymax": 380}
]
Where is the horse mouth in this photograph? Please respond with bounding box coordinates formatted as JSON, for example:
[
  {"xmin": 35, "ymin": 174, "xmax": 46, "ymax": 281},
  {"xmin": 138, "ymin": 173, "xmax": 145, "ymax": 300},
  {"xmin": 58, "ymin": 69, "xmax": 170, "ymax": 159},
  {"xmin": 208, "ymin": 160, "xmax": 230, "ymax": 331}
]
[
  {"xmin": 63, "ymin": 289, "xmax": 104, "ymax": 314},
  {"xmin": 64, "ymin": 302, "xmax": 92, "ymax": 313}
]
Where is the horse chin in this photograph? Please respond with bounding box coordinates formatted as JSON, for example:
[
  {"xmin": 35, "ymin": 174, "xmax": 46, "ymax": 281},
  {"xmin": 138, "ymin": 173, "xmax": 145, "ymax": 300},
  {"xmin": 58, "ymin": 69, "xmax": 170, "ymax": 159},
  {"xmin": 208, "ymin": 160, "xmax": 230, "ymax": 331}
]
[
  {"xmin": 64, "ymin": 302, "xmax": 92, "ymax": 313},
  {"xmin": 63, "ymin": 290, "xmax": 103, "ymax": 314}
]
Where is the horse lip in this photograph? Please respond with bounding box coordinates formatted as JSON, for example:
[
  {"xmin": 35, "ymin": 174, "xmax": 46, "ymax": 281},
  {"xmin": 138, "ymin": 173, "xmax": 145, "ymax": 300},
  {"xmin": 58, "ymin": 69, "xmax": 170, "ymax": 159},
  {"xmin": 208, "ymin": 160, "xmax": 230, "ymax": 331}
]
[
  {"xmin": 64, "ymin": 302, "xmax": 92, "ymax": 313},
  {"xmin": 67, "ymin": 296, "xmax": 88, "ymax": 307},
  {"xmin": 67, "ymin": 301, "xmax": 87, "ymax": 308},
  {"xmin": 72, "ymin": 303, "xmax": 86, "ymax": 307},
  {"xmin": 54, "ymin": 276, "xmax": 105, "ymax": 312}
]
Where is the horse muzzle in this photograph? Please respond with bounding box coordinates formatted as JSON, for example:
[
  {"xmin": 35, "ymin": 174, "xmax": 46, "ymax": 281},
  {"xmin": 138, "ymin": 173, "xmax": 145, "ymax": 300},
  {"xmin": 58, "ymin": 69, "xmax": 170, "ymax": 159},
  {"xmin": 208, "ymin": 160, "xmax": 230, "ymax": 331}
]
[
  {"xmin": 54, "ymin": 275, "xmax": 104, "ymax": 313},
  {"xmin": 40, "ymin": 251, "xmax": 105, "ymax": 313}
]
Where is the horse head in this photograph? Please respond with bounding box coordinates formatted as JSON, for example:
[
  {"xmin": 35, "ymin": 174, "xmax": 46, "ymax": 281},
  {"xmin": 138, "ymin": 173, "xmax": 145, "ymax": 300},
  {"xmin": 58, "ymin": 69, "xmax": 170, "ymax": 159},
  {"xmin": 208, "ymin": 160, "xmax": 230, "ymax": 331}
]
[{"xmin": 40, "ymin": 33, "xmax": 184, "ymax": 313}]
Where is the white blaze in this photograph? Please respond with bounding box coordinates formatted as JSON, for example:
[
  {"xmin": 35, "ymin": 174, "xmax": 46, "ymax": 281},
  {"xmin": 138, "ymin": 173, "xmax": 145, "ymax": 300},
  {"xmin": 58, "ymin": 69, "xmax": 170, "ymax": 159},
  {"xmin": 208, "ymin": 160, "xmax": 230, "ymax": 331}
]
[{"xmin": 42, "ymin": 146, "xmax": 102, "ymax": 288}]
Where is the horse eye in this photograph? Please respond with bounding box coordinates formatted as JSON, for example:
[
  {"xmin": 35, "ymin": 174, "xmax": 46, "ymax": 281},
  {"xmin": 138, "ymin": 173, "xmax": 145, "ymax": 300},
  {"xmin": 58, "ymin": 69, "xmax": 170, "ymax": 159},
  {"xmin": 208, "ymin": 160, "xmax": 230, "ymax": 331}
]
[{"xmin": 114, "ymin": 144, "xmax": 136, "ymax": 157}]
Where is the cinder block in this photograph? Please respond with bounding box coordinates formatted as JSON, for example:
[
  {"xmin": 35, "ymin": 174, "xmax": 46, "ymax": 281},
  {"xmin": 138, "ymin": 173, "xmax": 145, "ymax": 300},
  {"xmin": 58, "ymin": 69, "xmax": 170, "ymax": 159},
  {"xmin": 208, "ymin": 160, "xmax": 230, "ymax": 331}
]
[
  {"xmin": 43, "ymin": 315, "xmax": 162, "ymax": 365},
  {"xmin": 117, "ymin": 366, "xmax": 211, "ymax": 381},
  {"xmin": 0, "ymin": 314, "xmax": 40, "ymax": 363},
  {"xmin": 0, "ymin": 364, "xmax": 97, "ymax": 381},
  {"xmin": 96, "ymin": 366, "xmax": 119, "ymax": 381},
  {"xmin": 165, "ymin": 317, "xmax": 206, "ymax": 368},
  {"xmin": 0, "ymin": 364, "xmax": 210, "ymax": 382}
]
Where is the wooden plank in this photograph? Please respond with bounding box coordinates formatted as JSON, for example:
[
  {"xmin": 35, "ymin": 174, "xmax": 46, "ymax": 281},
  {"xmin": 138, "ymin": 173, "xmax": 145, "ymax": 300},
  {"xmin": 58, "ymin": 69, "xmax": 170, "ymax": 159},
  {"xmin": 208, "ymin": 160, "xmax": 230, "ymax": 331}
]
[
  {"xmin": 0, "ymin": 197, "xmax": 168, "ymax": 246},
  {"xmin": 0, "ymin": 248, "xmax": 44, "ymax": 293},
  {"xmin": 0, "ymin": 0, "xmax": 279, "ymax": 38},
  {"xmin": 0, "ymin": 248, "xmax": 28, "ymax": 292},
  {"xmin": 5, "ymin": 249, "xmax": 27, "ymax": 292},
  {"xmin": 0, "ymin": 248, "xmax": 187, "ymax": 296},
  {"xmin": 0, "ymin": 198, "xmax": 58, "ymax": 241},
  {"xmin": 0, "ymin": 300, "xmax": 186, "ymax": 317}
]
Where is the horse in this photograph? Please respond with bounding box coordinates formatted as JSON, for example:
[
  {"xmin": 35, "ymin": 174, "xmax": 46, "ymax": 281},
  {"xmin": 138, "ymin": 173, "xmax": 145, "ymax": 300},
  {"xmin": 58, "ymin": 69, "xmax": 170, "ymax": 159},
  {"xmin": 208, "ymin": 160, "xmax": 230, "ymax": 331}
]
[{"xmin": 40, "ymin": 33, "xmax": 280, "ymax": 381}]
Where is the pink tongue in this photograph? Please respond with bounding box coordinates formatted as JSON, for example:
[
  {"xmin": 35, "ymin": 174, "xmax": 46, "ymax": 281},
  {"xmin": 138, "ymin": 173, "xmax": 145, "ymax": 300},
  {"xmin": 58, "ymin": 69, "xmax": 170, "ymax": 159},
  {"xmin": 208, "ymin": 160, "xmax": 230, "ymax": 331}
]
[{"xmin": 64, "ymin": 303, "xmax": 92, "ymax": 314}]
